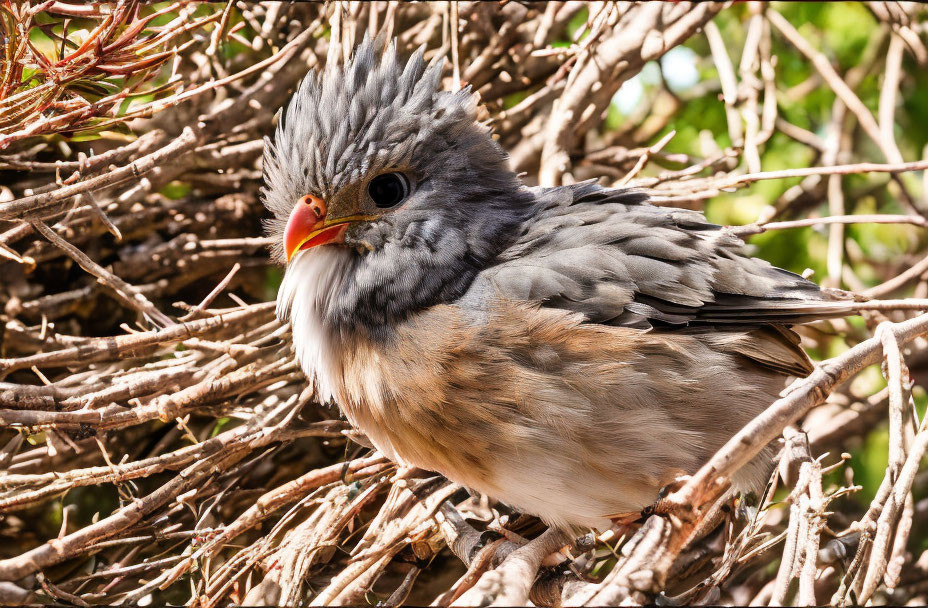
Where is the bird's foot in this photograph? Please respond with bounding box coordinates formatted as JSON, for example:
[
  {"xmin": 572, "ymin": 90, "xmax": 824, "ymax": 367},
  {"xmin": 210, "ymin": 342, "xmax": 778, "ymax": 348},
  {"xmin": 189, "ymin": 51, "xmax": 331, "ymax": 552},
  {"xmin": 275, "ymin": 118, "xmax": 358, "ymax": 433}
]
[
  {"xmin": 657, "ymin": 473, "xmax": 692, "ymax": 500},
  {"xmin": 491, "ymin": 526, "xmax": 571, "ymax": 567},
  {"xmin": 639, "ymin": 474, "xmax": 694, "ymax": 523},
  {"xmin": 450, "ymin": 528, "xmax": 572, "ymax": 607}
]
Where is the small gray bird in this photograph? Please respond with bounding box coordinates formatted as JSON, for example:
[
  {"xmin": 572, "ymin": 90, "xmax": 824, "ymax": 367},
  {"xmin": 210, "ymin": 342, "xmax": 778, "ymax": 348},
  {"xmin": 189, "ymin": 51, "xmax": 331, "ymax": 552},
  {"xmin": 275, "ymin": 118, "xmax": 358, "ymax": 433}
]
[{"xmin": 263, "ymin": 39, "xmax": 846, "ymax": 530}]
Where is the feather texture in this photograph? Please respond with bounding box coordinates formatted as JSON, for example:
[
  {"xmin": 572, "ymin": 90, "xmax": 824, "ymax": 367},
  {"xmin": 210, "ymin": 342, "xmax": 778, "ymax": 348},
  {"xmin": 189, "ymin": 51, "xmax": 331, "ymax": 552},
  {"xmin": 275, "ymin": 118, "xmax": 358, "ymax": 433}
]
[
  {"xmin": 471, "ymin": 182, "xmax": 851, "ymax": 332},
  {"xmin": 322, "ymin": 299, "xmax": 787, "ymax": 529}
]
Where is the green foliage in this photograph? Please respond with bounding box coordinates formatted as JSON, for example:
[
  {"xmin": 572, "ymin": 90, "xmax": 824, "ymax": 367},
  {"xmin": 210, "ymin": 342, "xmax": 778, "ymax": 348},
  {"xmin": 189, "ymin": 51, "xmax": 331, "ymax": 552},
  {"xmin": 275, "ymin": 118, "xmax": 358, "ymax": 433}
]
[
  {"xmin": 900, "ymin": 61, "xmax": 928, "ymax": 157},
  {"xmin": 161, "ymin": 181, "xmax": 192, "ymax": 200},
  {"xmin": 565, "ymin": 8, "xmax": 589, "ymax": 42},
  {"xmin": 265, "ymin": 266, "xmax": 284, "ymax": 301},
  {"xmin": 852, "ymin": 424, "xmax": 890, "ymax": 502}
]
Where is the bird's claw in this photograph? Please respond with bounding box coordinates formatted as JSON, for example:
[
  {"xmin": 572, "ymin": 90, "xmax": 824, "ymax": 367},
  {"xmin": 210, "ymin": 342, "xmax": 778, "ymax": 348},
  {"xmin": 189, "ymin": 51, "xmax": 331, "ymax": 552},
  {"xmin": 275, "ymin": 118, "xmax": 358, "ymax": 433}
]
[{"xmin": 640, "ymin": 474, "xmax": 693, "ymax": 522}]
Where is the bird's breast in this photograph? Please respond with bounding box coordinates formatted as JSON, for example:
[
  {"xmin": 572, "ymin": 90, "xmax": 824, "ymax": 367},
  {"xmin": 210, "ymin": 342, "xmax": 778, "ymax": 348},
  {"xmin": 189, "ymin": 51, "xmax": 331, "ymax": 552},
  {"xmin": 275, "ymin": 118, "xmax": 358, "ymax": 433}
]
[{"xmin": 291, "ymin": 303, "xmax": 506, "ymax": 493}]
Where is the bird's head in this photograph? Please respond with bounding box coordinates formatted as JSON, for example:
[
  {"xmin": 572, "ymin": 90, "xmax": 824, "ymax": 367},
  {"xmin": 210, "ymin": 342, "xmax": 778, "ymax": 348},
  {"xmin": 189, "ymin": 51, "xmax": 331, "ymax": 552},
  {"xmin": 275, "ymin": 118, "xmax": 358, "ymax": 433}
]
[{"xmin": 263, "ymin": 37, "xmax": 534, "ymax": 336}]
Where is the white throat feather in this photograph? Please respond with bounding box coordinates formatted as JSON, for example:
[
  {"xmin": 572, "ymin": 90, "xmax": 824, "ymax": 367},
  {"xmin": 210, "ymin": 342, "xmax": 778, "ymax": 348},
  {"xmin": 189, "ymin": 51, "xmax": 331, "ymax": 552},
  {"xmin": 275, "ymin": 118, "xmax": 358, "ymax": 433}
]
[{"xmin": 277, "ymin": 247, "xmax": 354, "ymax": 403}]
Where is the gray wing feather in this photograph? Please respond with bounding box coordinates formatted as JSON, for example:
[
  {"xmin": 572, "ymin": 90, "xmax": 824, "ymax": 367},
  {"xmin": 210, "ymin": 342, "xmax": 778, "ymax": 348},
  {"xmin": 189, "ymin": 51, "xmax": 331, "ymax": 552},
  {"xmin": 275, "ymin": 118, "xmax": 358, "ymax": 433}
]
[{"xmin": 473, "ymin": 183, "xmax": 850, "ymax": 329}]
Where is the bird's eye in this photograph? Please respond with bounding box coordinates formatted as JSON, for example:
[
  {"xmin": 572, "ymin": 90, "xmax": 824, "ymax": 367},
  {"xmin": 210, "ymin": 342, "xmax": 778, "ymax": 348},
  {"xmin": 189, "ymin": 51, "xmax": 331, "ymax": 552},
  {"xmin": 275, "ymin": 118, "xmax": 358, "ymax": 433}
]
[{"xmin": 368, "ymin": 172, "xmax": 410, "ymax": 208}]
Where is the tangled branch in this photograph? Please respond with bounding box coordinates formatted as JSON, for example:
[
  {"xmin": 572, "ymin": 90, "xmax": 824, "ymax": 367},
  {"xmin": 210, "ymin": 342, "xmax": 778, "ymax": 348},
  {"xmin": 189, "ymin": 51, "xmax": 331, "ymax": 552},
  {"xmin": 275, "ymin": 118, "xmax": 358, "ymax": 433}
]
[{"xmin": 1, "ymin": 2, "xmax": 928, "ymax": 605}]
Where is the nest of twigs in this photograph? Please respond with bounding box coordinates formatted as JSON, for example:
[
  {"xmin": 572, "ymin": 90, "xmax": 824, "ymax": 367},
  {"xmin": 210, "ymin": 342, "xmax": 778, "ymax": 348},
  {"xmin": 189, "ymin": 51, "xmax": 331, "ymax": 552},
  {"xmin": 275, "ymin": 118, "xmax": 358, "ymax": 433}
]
[{"xmin": 2, "ymin": 2, "xmax": 928, "ymax": 606}]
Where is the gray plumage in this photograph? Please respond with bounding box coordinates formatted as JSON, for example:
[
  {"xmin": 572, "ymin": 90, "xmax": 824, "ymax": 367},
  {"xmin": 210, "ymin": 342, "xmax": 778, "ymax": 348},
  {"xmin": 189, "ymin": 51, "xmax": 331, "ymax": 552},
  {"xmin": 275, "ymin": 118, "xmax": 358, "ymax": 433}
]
[
  {"xmin": 264, "ymin": 37, "xmax": 844, "ymax": 336},
  {"xmin": 264, "ymin": 38, "xmax": 536, "ymax": 334},
  {"xmin": 468, "ymin": 182, "xmax": 846, "ymax": 331},
  {"xmin": 265, "ymin": 38, "xmax": 850, "ymax": 530}
]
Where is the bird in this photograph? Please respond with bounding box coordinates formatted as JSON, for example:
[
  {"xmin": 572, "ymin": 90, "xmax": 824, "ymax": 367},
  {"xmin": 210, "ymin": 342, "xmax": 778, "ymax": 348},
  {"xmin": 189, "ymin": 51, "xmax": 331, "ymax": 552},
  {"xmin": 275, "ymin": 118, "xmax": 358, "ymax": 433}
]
[{"xmin": 261, "ymin": 37, "xmax": 850, "ymax": 531}]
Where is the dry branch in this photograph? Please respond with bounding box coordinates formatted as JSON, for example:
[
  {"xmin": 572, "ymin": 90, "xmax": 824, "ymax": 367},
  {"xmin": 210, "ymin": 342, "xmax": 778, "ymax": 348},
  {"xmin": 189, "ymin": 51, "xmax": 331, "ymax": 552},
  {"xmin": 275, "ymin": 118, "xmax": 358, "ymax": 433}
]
[{"xmin": 1, "ymin": 2, "xmax": 928, "ymax": 605}]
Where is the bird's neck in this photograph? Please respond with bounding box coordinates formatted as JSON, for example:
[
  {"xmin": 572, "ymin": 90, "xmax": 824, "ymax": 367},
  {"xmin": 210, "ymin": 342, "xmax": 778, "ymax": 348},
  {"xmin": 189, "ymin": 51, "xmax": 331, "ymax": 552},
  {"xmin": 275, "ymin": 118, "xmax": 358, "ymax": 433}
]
[
  {"xmin": 276, "ymin": 247, "xmax": 356, "ymax": 403},
  {"xmin": 278, "ymin": 185, "xmax": 540, "ymax": 345}
]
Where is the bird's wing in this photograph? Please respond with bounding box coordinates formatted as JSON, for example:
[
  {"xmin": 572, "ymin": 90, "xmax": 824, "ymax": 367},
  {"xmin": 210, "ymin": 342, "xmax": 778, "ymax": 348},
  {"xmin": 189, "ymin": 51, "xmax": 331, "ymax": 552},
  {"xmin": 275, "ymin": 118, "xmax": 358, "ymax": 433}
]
[{"xmin": 473, "ymin": 182, "xmax": 853, "ymax": 330}]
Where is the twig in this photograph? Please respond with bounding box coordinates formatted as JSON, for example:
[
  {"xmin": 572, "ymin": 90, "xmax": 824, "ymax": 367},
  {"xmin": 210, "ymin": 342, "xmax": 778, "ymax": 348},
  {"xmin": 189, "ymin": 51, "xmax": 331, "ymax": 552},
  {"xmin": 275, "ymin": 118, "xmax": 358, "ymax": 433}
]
[
  {"xmin": 732, "ymin": 213, "xmax": 928, "ymax": 237},
  {"xmin": 178, "ymin": 262, "xmax": 241, "ymax": 321},
  {"xmin": 29, "ymin": 220, "xmax": 173, "ymax": 327},
  {"xmin": 767, "ymin": 8, "xmax": 904, "ymax": 164},
  {"xmin": 0, "ymin": 302, "xmax": 273, "ymax": 375},
  {"xmin": 705, "ymin": 20, "xmax": 743, "ymax": 148},
  {"xmin": 452, "ymin": 528, "xmax": 571, "ymax": 607}
]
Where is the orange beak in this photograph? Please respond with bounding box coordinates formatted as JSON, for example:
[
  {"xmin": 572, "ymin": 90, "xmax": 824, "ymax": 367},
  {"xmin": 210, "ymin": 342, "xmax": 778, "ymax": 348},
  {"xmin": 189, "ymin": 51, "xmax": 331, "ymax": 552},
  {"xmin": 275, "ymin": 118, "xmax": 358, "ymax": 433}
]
[{"xmin": 284, "ymin": 195, "xmax": 374, "ymax": 262}]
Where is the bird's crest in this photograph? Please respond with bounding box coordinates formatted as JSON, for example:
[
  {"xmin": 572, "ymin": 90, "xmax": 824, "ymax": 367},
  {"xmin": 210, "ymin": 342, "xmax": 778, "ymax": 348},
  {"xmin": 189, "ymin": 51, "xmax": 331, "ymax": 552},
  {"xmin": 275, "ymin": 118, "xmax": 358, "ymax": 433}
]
[{"xmin": 262, "ymin": 35, "xmax": 478, "ymax": 225}]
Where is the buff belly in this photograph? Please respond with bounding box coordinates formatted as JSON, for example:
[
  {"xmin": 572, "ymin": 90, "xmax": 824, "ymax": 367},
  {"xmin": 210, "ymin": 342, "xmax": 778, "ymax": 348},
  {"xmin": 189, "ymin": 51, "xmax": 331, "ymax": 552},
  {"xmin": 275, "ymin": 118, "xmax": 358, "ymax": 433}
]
[{"xmin": 291, "ymin": 301, "xmax": 784, "ymax": 531}]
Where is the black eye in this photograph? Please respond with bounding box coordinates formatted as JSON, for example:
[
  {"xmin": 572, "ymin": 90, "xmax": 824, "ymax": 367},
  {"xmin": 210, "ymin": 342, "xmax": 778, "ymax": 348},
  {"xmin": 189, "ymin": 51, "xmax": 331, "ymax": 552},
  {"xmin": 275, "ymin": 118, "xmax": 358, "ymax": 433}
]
[{"xmin": 368, "ymin": 173, "xmax": 410, "ymax": 208}]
